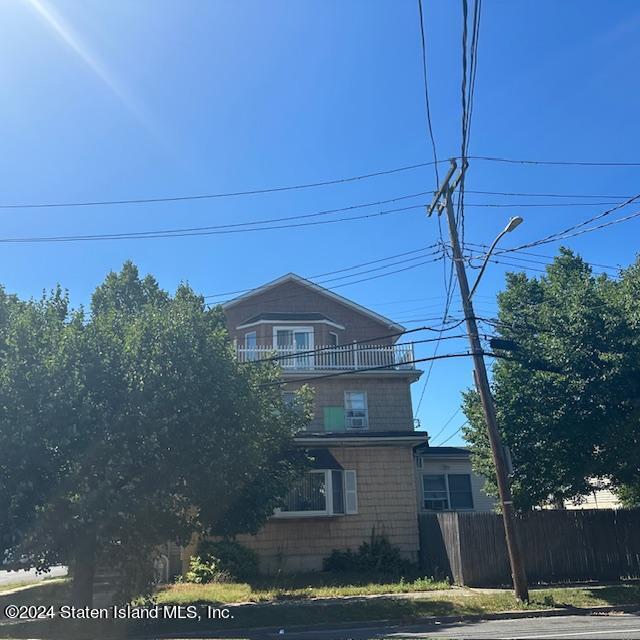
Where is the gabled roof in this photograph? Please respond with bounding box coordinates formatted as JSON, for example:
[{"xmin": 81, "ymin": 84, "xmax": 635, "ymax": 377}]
[{"xmin": 222, "ymin": 273, "xmax": 404, "ymax": 332}]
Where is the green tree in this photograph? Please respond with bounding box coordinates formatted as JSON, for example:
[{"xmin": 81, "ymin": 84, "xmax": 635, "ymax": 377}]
[
  {"xmin": 617, "ymin": 483, "xmax": 640, "ymax": 508},
  {"xmin": 463, "ymin": 249, "xmax": 640, "ymax": 510},
  {"xmin": 0, "ymin": 262, "xmax": 310, "ymax": 605}
]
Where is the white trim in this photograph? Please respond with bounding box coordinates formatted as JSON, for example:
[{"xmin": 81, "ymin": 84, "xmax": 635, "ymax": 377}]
[
  {"xmin": 244, "ymin": 331, "xmax": 257, "ymax": 361},
  {"xmin": 237, "ymin": 318, "xmax": 345, "ymax": 331},
  {"xmin": 421, "ymin": 472, "xmax": 475, "ymax": 512},
  {"xmin": 295, "ymin": 435, "xmax": 428, "ymax": 446},
  {"xmin": 272, "ymin": 469, "xmax": 358, "ymax": 519},
  {"xmin": 273, "ymin": 326, "xmax": 315, "ymax": 346},
  {"xmin": 345, "ymin": 470, "xmax": 358, "ymax": 514},
  {"xmin": 273, "ymin": 470, "xmax": 330, "ymax": 518},
  {"xmin": 222, "ymin": 273, "xmax": 404, "ymax": 333}
]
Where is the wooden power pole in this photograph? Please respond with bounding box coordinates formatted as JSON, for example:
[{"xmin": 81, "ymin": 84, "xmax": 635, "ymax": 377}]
[{"xmin": 428, "ymin": 159, "xmax": 529, "ymax": 602}]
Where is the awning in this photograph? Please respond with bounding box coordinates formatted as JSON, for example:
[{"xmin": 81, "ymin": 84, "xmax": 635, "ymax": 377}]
[{"xmin": 306, "ymin": 448, "xmax": 343, "ymax": 470}]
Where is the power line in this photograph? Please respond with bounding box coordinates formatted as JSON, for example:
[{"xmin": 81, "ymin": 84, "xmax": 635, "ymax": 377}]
[
  {"xmin": 434, "ymin": 421, "xmax": 468, "ymax": 446},
  {"xmin": 311, "ymin": 248, "xmax": 444, "ymax": 286},
  {"xmin": 502, "ymin": 198, "xmax": 640, "ymax": 252},
  {"xmin": 464, "ymin": 201, "xmax": 621, "ymax": 208},
  {"xmin": 204, "ymin": 245, "xmax": 440, "ymax": 299},
  {"xmin": 457, "ymin": 0, "xmax": 482, "ymax": 244},
  {"xmin": 464, "ymin": 242, "xmax": 620, "ymax": 271},
  {"xmin": 3, "ymin": 155, "xmax": 639, "ymax": 211},
  {"xmin": 246, "ymin": 333, "xmax": 469, "ymax": 366},
  {"xmin": 414, "ymin": 254, "xmax": 458, "ymax": 416},
  {"xmin": 0, "ymin": 202, "xmax": 428, "ymax": 244},
  {"xmin": 457, "ymin": 0, "xmax": 469, "ymax": 240},
  {"xmin": 0, "ymin": 163, "xmax": 446, "ymax": 210},
  {"xmin": 206, "ymin": 253, "xmax": 446, "ymax": 313},
  {"xmin": 468, "ymin": 155, "xmax": 640, "ymax": 167},
  {"xmin": 429, "ymin": 407, "xmax": 461, "ymax": 443},
  {"xmin": 309, "ymin": 244, "xmax": 439, "ymax": 280},
  {"xmin": 417, "ymin": 0, "xmax": 440, "ymax": 186},
  {"xmin": 260, "ymin": 351, "xmax": 475, "ymax": 387},
  {"xmin": 464, "ymin": 245, "xmax": 618, "ymax": 277},
  {"xmin": 466, "ymin": 189, "xmax": 633, "ymax": 200}
]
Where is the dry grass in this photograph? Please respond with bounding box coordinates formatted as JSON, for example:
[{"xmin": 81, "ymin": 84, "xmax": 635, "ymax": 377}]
[
  {"xmin": 1, "ymin": 581, "xmax": 639, "ymax": 638},
  {"xmin": 155, "ymin": 574, "xmax": 450, "ymax": 604}
]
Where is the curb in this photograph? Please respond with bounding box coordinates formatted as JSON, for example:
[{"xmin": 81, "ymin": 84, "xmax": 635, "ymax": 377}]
[{"xmin": 150, "ymin": 603, "xmax": 640, "ymax": 639}]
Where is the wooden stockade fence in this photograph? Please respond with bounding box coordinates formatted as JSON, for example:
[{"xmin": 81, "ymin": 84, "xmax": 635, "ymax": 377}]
[{"xmin": 419, "ymin": 509, "xmax": 640, "ymax": 587}]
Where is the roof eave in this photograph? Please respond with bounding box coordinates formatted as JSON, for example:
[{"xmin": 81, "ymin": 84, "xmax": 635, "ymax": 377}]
[{"xmin": 221, "ymin": 273, "xmax": 405, "ymax": 334}]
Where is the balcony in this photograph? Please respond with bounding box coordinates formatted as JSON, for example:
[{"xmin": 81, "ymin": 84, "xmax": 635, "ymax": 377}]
[{"xmin": 236, "ymin": 342, "xmax": 416, "ymax": 372}]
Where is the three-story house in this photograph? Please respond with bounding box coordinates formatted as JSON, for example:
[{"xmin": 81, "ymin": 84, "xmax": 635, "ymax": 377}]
[{"xmin": 219, "ymin": 273, "xmax": 427, "ymax": 572}]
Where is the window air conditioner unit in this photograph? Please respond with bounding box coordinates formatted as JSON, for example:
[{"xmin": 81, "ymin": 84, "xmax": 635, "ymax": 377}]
[{"xmin": 348, "ymin": 417, "xmax": 367, "ymax": 429}]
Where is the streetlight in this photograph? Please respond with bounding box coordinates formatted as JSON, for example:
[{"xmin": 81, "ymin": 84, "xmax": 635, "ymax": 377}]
[{"xmin": 469, "ymin": 216, "xmax": 524, "ymax": 300}]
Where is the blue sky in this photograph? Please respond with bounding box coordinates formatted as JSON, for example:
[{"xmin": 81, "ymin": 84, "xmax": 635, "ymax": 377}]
[{"xmin": 1, "ymin": 0, "xmax": 639, "ymax": 445}]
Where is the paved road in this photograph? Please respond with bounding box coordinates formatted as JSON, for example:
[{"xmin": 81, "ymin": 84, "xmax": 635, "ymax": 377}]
[
  {"xmin": 249, "ymin": 613, "xmax": 640, "ymax": 640},
  {"xmin": 0, "ymin": 565, "xmax": 67, "ymax": 587}
]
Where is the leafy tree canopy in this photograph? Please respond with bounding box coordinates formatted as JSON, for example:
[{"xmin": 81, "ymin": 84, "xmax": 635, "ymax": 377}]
[
  {"xmin": 463, "ymin": 248, "xmax": 640, "ymax": 510},
  {"xmin": 0, "ymin": 262, "xmax": 310, "ymax": 604}
]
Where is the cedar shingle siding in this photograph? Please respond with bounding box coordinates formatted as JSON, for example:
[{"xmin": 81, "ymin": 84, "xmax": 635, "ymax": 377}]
[
  {"xmin": 180, "ymin": 275, "xmax": 427, "ymax": 574},
  {"xmin": 184, "ymin": 446, "xmax": 420, "ymax": 573}
]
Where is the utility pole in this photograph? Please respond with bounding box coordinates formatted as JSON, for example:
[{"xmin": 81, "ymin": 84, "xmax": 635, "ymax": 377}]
[{"xmin": 428, "ymin": 159, "xmax": 529, "ymax": 602}]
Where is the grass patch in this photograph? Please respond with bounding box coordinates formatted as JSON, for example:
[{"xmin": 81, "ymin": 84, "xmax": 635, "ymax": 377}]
[
  {"xmin": 0, "ymin": 579, "xmax": 70, "ymax": 604},
  {"xmin": 1, "ymin": 581, "xmax": 639, "ymax": 639},
  {"xmin": 155, "ymin": 572, "xmax": 450, "ymax": 604}
]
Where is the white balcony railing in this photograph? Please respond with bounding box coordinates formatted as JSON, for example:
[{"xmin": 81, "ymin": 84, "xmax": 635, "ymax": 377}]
[{"xmin": 236, "ymin": 342, "xmax": 416, "ymax": 372}]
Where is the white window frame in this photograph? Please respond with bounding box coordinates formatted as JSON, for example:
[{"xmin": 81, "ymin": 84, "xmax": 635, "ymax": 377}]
[
  {"xmin": 273, "ymin": 326, "xmax": 315, "ymax": 369},
  {"xmin": 273, "ymin": 469, "xmax": 358, "ymax": 518},
  {"xmin": 344, "ymin": 391, "xmax": 369, "ymax": 431},
  {"xmin": 244, "ymin": 331, "xmax": 258, "ymax": 361},
  {"xmin": 421, "ymin": 472, "xmax": 474, "ymax": 512}
]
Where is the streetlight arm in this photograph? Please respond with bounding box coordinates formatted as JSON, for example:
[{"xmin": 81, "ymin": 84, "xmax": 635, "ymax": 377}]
[
  {"xmin": 468, "ymin": 229, "xmax": 509, "ymax": 300},
  {"xmin": 468, "ymin": 216, "xmax": 523, "ymax": 300}
]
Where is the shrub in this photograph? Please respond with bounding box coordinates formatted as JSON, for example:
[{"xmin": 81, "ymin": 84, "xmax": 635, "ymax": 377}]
[
  {"xmin": 323, "ymin": 534, "xmax": 414, "ymax": 574},
  {"xmin": 186, "ymin": 539, "xmax": 259, "ymax": 583},
  {"xmin": 185, "ymin": 555, "xmax": 232, "ymax": 584}
]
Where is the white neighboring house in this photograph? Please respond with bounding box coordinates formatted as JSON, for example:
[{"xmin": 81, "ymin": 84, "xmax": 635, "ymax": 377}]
[
  {"xmin": 562, "ymin": 478, "xmax": 622, "ymax": 510},
  {"xmin": 414, "ymin": 445, "xmax": 496, "ymax": 513}
]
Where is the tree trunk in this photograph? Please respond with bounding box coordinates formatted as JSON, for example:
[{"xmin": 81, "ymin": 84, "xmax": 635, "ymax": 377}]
[
  {"xmin": 552, "ymin": 495, "xmax": 565, "ymax": 510},
  {"xmin": 70, "ymin": 529, "xmax": 97, "ymax": 608}
]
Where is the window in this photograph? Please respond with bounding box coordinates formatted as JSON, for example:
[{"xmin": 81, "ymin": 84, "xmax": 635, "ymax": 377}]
[
  {"xmin": 274, "ymin": 327, "xmax": 313, "ymax": 369},
  {"xmin": 422, "ymin": 473, "xmax": 474, "ymax": 511},
  {"xmin": 448, "ymin": 474, "xmax": 474, "ymax": 509},
  {"xmin": 423, "ymin": 474, "xmax": 449, "ymax": 511},
  {"xmin": 244, "ymin": 331, "xmax": 257, "ymax": 361},
  {"xmin": 276, "ymin": 469, "xmax": 357, "ymax": 517},
  {"xmin": 344, "ymin": 391, "xmax": 368, "ymax": 430},
  {"xmin": 281, "ymin": 471, "xmax": 327, "ymax": 514}
]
